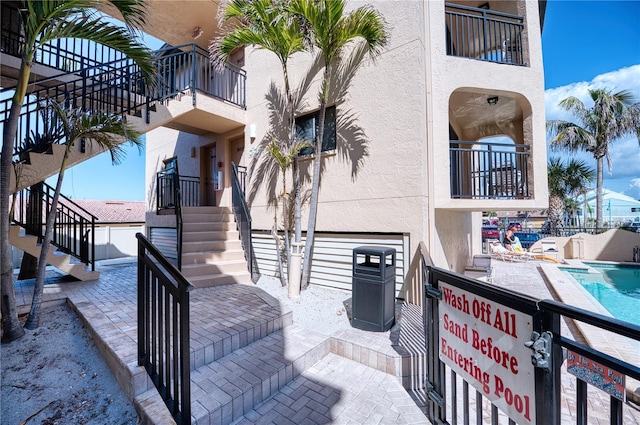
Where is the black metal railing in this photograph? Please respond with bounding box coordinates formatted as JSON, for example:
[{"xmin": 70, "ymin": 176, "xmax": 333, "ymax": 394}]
[
  {"xmin": 153, "ymin": 43, "xmax": 246, "ymax": 108},
  {"xmin": 156, "ymin": 172, "xmax": 200, "ymax": 210},
  {"xmin": 11, "ymin": 182, "xmax": 96, "ymax": 270},
  {"xmin": 450, "ymin": 140, "xmax": 530, "ymax": 199},
  {"xmin": 2, "ymin": 43, "xmax": 247, "ymax": 161},
  {"xmin": 137, "ymin": 233, "xmax": 193, "ymax": 425},
  {"xmin": 420, "ymin": 249, "xmax": 640, "ymax": 424},
  {"xmin": 231, "ymin": 162, "xmax": 254, "ymax": 279},
  {"xmin": 445, "ymin": 3, "xmax": 525, "ymax": 66},
  {"xmin": 1, "ymin": 2, "xmax": 128, "ymax": 74},
  {"xmin": 156, "ymin": 167, "xmax": 198, "ymax": 271},
  {"xmin": 1, "ymin": 56, "xmax": 151, "ymax": 160}
]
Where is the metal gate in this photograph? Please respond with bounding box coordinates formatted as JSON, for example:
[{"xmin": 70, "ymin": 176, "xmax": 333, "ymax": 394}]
[{"xmin": 423, "ymin": 265, "xmax": 640, "ymax": 425}]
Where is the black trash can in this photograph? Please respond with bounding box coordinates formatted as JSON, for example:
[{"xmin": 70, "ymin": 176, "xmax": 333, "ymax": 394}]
[{"xmin": 352, "ymin": 246, "xmax": 396, "ymax": 332}]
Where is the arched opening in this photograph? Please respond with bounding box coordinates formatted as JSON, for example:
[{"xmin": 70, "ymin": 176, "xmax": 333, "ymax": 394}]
[{"xmin": 448, "ymin": 89, "xmax": 532, "ymax": 199}]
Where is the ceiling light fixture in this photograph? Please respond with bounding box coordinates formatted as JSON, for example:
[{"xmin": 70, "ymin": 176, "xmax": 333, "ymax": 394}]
[{"xmin": 487, "ymin": 96, "xmax": 499, "ymax": 105}]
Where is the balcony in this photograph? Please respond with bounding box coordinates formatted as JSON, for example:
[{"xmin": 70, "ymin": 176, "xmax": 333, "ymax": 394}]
[
  {"xmin": 450, "ymin": 140, "xmax": 531, "ymax": 200},
  {"xmin": 445, "ymin": 3, "xmax": 525, "ymax": 66}
]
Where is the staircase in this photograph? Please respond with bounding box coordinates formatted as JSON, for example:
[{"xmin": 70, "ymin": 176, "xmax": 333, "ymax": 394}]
[
  {"xmin": 180, "ymin": 206, "xmax": 252, "ymax": 287},
  {"xmin": 9, "ymin": 225, "xmax": 99, "ymax": 281},
  {"xmin": 127, "ymin": 281, "xmax": 426, "ymax": 425}
]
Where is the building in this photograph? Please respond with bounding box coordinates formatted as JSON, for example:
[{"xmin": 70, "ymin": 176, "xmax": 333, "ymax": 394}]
[
  {"xmin": 2, "ymin": 1, "xmax": 548, "ymax": 294},
  {"xmin": 578, "ymin": 189, "xmax": 640, "ymax": 226}
]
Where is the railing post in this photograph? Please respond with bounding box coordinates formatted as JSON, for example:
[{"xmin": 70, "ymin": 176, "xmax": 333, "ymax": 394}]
[
  {"xmin": 535, "ymin": 306, "xmax": 562, "ymax": 424},
  {"xmin": 91, "ymin": 215, "xmax": 95, "ymax": 271}
]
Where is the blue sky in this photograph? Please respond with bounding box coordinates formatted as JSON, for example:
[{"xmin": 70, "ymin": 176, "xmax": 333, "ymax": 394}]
[
  {"xmin": 54, "ymin": 1, "xmax": 640, "ymax": 201},
  {"xmin": 542, "ymin": 1, "xmax": 640, "ymax": 198}
]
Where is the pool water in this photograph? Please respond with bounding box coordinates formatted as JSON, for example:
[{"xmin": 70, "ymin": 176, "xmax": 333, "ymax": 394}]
[{"xmin": 562, "ymin": 263, "xmax": 640, "ymax": 327}]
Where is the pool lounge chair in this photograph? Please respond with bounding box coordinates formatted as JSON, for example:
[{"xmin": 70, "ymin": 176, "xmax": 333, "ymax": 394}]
[
  {"xmin": 489, "ymin": 240, "xmax": 528, "ymax": 262},
  {"xmin": 511, "ymin": 237, "xmax": 538, "ymax": 260}
]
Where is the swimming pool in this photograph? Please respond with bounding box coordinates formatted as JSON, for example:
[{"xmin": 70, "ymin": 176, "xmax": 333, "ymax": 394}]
[{"xmin": 561, "ymin": 263, "xmax": 640, "ymax": 327}]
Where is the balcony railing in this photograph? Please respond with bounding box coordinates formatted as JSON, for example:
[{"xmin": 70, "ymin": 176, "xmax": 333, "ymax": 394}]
[
  {"xmin": 450, "ymin": 140, "xmax": 530, "ymax": 200},
  {"xmin": 154, "ymin": 43, "xmax": 246, "ymax": 109},
  {"xmin": 445, "ymin": 3, "xmax": 525, "ymax": 66}
]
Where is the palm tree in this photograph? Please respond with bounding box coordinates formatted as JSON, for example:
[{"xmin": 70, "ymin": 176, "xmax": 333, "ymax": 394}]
[
  {"xmin": 25, "ymin": 101, "xmax": 143, "ymax": 329},
  {"xmin": 547, "ymin": 157, "xmax": 595, "ymax": 236},
  {"xmin": 547, "ymin": 88, "xmax": 640, "ymax": 231},
  {"xmin": 266, "ymin": 137, "xmax": 310, "ymax": 285},
  {"xmin": 212, "ymin": 0, "xmax": 308, "ymax": 289},
  {"xmin": 1, "ymin": 0, "xmax": 154, "ymax": 342},
  {"xmin": 289, "ymin": 0, "xmax": 388, "ymax": 289}
]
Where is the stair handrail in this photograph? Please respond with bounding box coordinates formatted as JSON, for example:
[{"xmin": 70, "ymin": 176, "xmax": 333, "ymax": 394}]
[
  {"xmin": 174, "ymin": 168, "xmax": 184, "ymax": 271},
  {"xmin": 155, "ymin": 163, "xmax": 184, "ymax": 270},
  {"xmin": 136, "ymin": 232, "xmax": 193, "ymax": 425},
  {"xmin": 3, "ymin": 43, "xmax": 247, "ymax": 160},
  {"xmin": 2, "ymin": 56, "xmax": 151, "ymax": 159},
  {"xmin": 231, "ymin": 162, "xmax": 255, "ymax": 280},
  {"xmin": 12, "ymin": 181, "xmax": 97, "ymax": 271},
  {"xmin": 1, "ymin": 2, "xmax": 129, "ymax": 75}
]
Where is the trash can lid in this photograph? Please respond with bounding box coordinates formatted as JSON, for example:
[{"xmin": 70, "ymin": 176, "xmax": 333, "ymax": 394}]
[{"xmin": 353, "ymin": 246, "xmax": 396, "ymax": 256}]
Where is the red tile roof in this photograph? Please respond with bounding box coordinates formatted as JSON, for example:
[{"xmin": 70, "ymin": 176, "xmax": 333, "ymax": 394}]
[{"xmin": 72, "ymin": 200, "xmax": 145, "ymax": 223}]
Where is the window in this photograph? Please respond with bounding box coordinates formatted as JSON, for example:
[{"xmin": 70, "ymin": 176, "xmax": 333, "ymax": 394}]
[{"xmin": 296, "ymin": 106, "xmax": 336, "ymax": 156}]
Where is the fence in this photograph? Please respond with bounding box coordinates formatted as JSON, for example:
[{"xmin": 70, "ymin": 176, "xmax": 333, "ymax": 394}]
[{"xmin": 422, "ymin": 262, "xmax": 640, "ymax": 424}]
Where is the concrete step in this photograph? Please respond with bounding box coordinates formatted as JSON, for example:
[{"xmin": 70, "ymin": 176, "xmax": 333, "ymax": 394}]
[
  {"xmin": 9, "ymin": 225, "xmax": 100, "ymax": 281},
  {"xmin": 188, "ymin": 271, "xmax": 252, "ymax": 288},
  {"xmin": 181, "ymin": 250, "xmax": 246, "ymax": 265},
  {"xmin": 182, "ymin": 240, "xmax": 242, "ymax": 253},
  {"xmin": 235, "ymin": 353, "xmax": 427, "ymax": 424},
  {"xmin": 181, "ymin": 213, "xmax": 235, "ymax": 224},
  {"xmin": 183, "ymin": 221, "xmax": 234, "ymax": 232},
  {"xmin": 181, "ymin": 261, "xmax": 248, "ymax": 278},
  {"xmin": 182, "ymin": 206, "xmax": 231, "ymax": 215},
  {"xmin": 182, "ymin": 230, "xmax": 239, "ymax": 243},
  {"xmin": 190, "ymin": 325, "xmax": 330, "ymax": 425}
]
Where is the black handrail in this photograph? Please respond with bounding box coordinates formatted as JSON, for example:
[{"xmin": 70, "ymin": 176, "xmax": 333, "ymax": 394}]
[
  {"xmin": 12, "ymin": 181, "xmax": 97, "ymax": 270},
  {"xmin": 445, "ymin": 3, "xmax": 525, "ymax": 66},
  {"xmin": 231, "ymin": 162, "xmax": 255, "ymax": 280},
  {"xmin": 1, "ymin": 56, "xmax": 151, "ymax": 159},
  {"xmin": 450, "ymin": 140, "xmax": 531, "ymax": 200},
  {"xmin": 136, "ymin": 233, "xmax": 193, "ymax": 425},
  {"xmin": 1, "ymin": 2, "xmax": 128, "ymax": 74},
  {"xmin": 155, "ymin": 167, "xmax": 198, "ymax": 270},
  {"xmin": 2, "ymin": 43, "xmax": 247, "ymax": 160}
]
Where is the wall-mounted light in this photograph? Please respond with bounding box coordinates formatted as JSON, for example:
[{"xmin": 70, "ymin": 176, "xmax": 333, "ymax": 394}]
[
  {"xmin": 487, "ymin": 96, "xmax": 499, "ymax": 105},
  {"xmin": 248, "ymin": 123, "xmax": 257, "ymax": 141},
  {"xmin": 192, "ymin": 27, "xmax": 203, "ymax": 39}
]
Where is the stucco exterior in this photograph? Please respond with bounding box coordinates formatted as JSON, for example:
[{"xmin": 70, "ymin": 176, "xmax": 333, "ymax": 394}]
[{"xmin": 141, "ymin": 0, "xmax": 548, "ymax": 288}]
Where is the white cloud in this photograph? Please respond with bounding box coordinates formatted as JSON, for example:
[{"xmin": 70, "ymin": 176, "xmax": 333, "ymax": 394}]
[
  {"xmin": 545, "ymin": 65, "xmax": 640, "ymax": 196},
  {"xmin": 545, "ymin": 64, "xmax": 640, "ymax": 122},
  {"xmin": 626, "ymin": 178, "xmax": 640, "ymax": 200}
]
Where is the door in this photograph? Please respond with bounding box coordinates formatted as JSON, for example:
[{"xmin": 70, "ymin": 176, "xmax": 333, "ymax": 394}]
[{"xmin": 203, "ymin": 145, "xmax": 217, "ymax": 206}]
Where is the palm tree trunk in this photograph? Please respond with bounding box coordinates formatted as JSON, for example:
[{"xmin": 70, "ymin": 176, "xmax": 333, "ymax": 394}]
[
  {"xmin": 301, "ymin": 69, "xmax": 330, "ymax": 289},
  {"xmin": 1, "ymin": 61, "xmax": 32, "ymax": 342},
  {"xmin": 595, "ymin": 156, "xmax": 604, "ymax": 230},
  {"xmin": 25, "ymin": 146, "xmax": 71, "ymax": 329}
]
